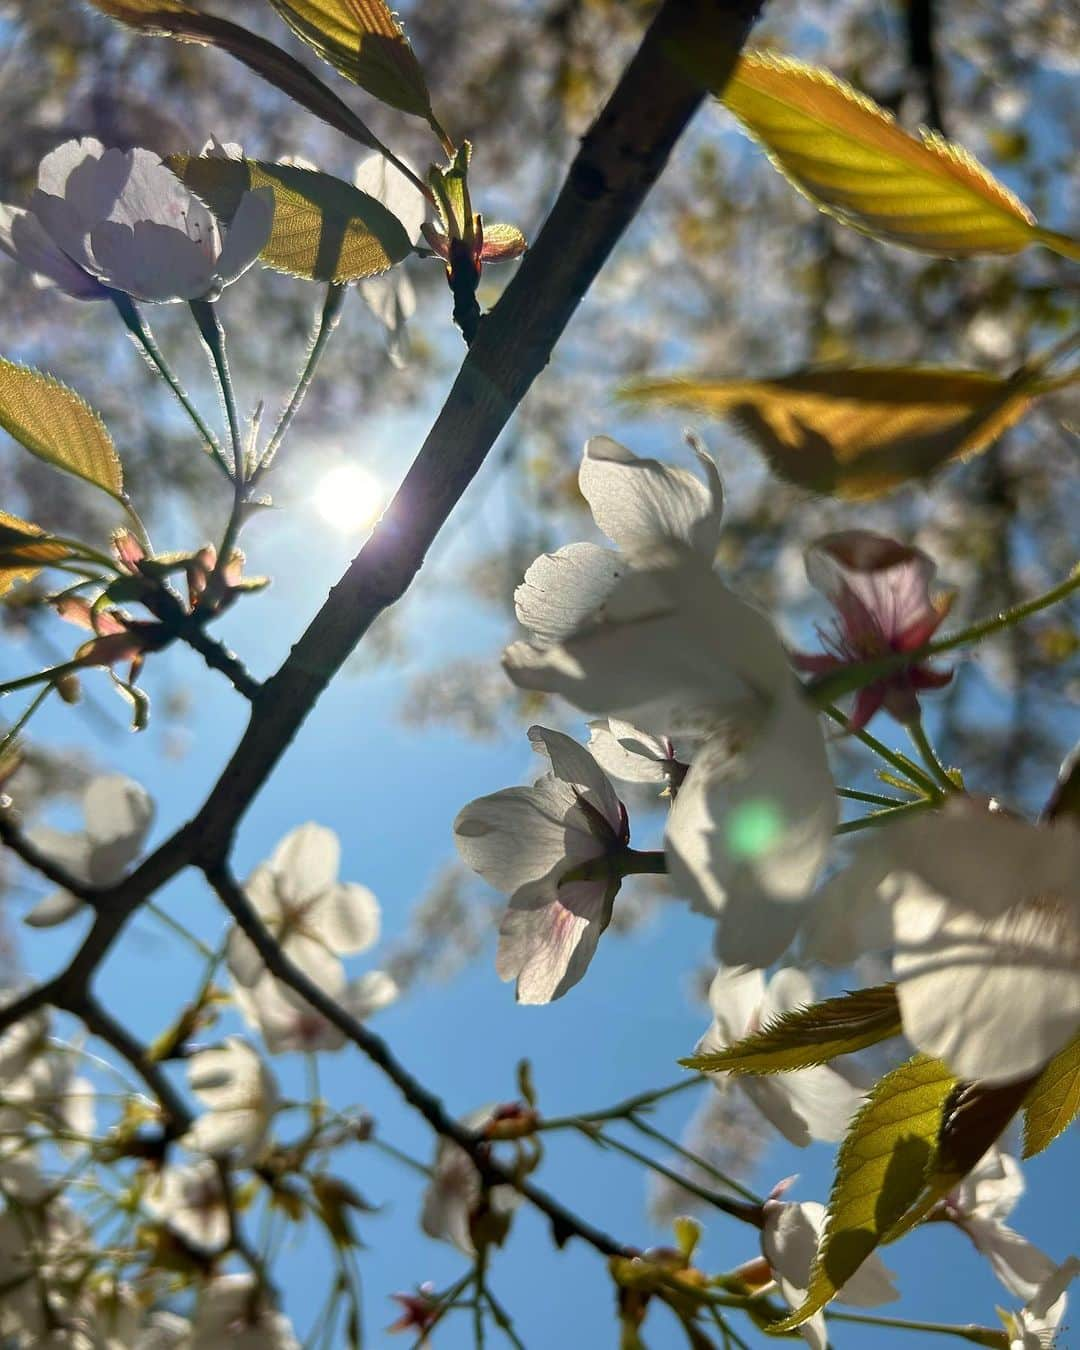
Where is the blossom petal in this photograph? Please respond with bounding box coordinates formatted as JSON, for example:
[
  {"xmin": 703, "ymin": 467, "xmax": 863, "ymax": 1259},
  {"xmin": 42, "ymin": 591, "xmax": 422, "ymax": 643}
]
[
  {"xmin": 579, "ymin": 435, "xmax": 723, "ymax": 561},
  {"xmin": 514, "ymin": 542, "xmax": 623, "ymax": 645},
  {"xmin": 270, "ymin": 823, "xmax": 341, "ymax": 908},
  {"xmin": 23, "ymin": 888, "xmax": 85, "ymax": 929},
  {"xmin": 0, "ymin": 203, "xmax": 104, "ymax": 298},
  {"xmin": 354, "ymin": 153, "xmax": 426, "ymax": 244},
  {"xmin": 306, "ymin": 881, "xmax": 380, "ymax": 955},
  {"xmin": 454, "ymin": 777, "xmax": 600, "ymax": 898},
  {"xmin": 496, "ymin": 878, "xmax": 615, "ymax": 1003},
  {"xmin": 506, "ymin": 558, "xmax": 790, "ymax": 738},
  {"xmin": 344, "ymin": 969, "xmax": 399, "ymax": 1018},
  {"xmin": 90, "ymin": 219, "xmax": 213, "ymax": 301},
  {"xmin": 702, "ymin": 964, "xmax": 765, "ymax": 1043},
  {"xmin": 586, "ymin": 718, "xmax": 675, "ymax": 784},
  {"xmin": 527, "ymin": 725, "xmax": 623, "ymax": 832},
  {"xmin": 805, "ymin": 532, "xmax": 940, "ymax": 648},
  {"xmin": 893, "ymin": 886, "xmax": 1080, "ymax": 1083},
  {"xmin": 214, "ymin": 187, "xmax": 274, "ymax": 284},
  {"xmin": 83, "ymin": 775, "xmax": 153, "ymax": 878},
  {"xmin": 667, "ymin": 689, "xmax": 836, "ymax": 965}
]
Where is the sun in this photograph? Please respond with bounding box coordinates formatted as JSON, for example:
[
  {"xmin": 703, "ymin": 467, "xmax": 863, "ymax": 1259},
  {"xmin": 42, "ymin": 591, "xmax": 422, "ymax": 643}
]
[{"xmin": 312, "ymin": 463, "xmax": 385, "ymax": 533}]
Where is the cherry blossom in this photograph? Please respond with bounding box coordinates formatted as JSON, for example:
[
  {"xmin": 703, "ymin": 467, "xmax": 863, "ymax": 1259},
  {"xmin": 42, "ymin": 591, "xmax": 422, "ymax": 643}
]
[
  {"xmin": 236, "ymin": 941, "xmax": 398, "ymax": 1056},
  {"xmin": 586, "ymin": 717, "xmax": 687, "ymax": 792},
  {"xmin": 793, "ymin": 531, "xmax": 953, "ymax": 730},
  {"xmin": 23, "ymin": 776, "xmax": 153, "ymax": 928},
  {"xmin": 454, "ymin": 726, "xmax": 631, "ymax": 1003},
  {"xmin": 805, "ymin": 796, "xmax": 1080, "ymax": 1082},
  {"xmin": 182, "ymin": 1037, "xmax": 278, "ymax": 1166},
  {"xmin": 698, "ymin": 967, "xmax": 862, "ymax": 1145},
  {"xmin": 1001, "ymin": 1258, "xmax": 1079, "ymax": 1349},
  {"xmin": 760, "ymin": 1179, "xmax": 898, "ymax": 1350},
  {"xmin": 0, "ymin": 1200, "xmax": 89, "ymax": 1345},
  {"xmin": 506, "ymin": 556, "xmax": 837, "ymax": 965},
  {"xmin": 189, "ymin": 1275, "xmax": 300, "ymax": 1350},
  {"xmin": 934, "ymin": 1149, "xmax": 1056, "ymax": 1301},
  {"xmin": 514, "ymin": 435, "xmax": 723, "ymax": 645},
  {"xmin": 6, "ymin": 138, "xmax": 273, "ymax": 304},
  {"xmin": 226, "ymin": 823, "xmax": 381, "ymax": 988},
  {"xmin": 144, "ymin": 1159, "xmax": 229, "ymax": 1253},
  {"xmin": 419, "ymin": 1108, "xmax": 520, "ymax": 1255},
  {"xmin": 387, "ymin": 1283, "xmax": 439, "ymax": 1336}
]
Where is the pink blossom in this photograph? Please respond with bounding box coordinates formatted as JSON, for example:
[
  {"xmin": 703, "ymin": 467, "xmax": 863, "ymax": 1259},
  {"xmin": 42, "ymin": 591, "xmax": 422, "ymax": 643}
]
[{"xmin": 794, "ymin": 530, "xmax": 952, "ymax": 729}]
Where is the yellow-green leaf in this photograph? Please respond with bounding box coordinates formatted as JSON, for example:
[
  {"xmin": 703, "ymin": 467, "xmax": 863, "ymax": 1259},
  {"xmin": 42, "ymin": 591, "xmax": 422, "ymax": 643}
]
[
  {"xmin": 682, "ymin": 984, "xmax": 901, "ymax": 1075},
  {"xmin": 266, "ymin": 0, "xmax": 436, "ymax": 125},
  {"xmin": 719, "ymin": 51, "xmax": 1079, "ymax": 261},
  {"xmin": 770, "ymin": 1055, "xmax": 955, "ymax": 1333},
  {"xmin": 0, "ymin": 512, "xmax": 69, "ymax": 597},
  {"xmin": 0, "ymin": 360, "xmax": 123, "ymax": 500},
  {"xmin": 169, "ymin": 156, "xmax": 413, "ymax": 283},
  {"xmin": 1023, "ymin": 1033, "xmax": 1080, "ymax": 1158},
  {"xmin": 622, "ymin": 365, "xmax": 1059, "ymax": 498}
]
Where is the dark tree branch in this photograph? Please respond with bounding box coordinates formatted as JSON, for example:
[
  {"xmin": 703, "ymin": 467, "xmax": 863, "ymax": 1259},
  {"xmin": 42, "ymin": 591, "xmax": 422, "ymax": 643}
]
[
  {"xmin": 906, "ymin": 0, "xmax": 946, "ymax": 133},
  {"xmin": 0, "ymin": 810, "xmax": 104, "ymax": 899}
]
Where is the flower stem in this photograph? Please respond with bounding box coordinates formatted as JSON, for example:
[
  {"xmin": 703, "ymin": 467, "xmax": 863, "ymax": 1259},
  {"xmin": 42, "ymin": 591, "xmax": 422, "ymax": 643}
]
[
  {"xmin": 189, "ymin": 299, "xmax": 244, "ymax": 484},
  {"xmin": 0, "ymin": 681, "xmax": 53, "ymax": 758},
  {"xmin": 110, "ymin": 291, "xmax": 231, "ymax": 479},
  {"xmin": 835, "ymin": 797, "xmax": 936, "ymax": 834},
  {"xmin": 837, "ymin": 786, "xmax": 906, "ymax": 807},
  {"xmin": 255, "ymin": 283, "xmax": 347, "ymax": 479},
  {"xmin": 144, "ymin": 899, "xmax": 214, "ymax": 959},
  {"xmin": 0, "ymin": 658, "xmax": 88, "ymax": 698},
  {"xmin": 626, "ymin": 1113, "xmax": 762, "ymax": 1204},
  {"xmin": 824, "ymin": 705, "xmax": 941, "ymax": 798},
  {"xmin": 619, "ymin": 847, "xmax": 667, "ymax": 876},
  {"xmin": 907, "ymin": 715, "xmax": 959, "ymax": 793},
  {"xmin": 825, "ymin": 1310, "xmax": 1007, "ymax": 1345}
]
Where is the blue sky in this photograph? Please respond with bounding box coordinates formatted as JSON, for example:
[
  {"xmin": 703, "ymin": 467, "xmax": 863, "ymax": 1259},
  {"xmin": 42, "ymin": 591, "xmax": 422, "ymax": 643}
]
[{"xmin": 6, "ymin": 381, "xmax": 1077, "ymax": 1348}]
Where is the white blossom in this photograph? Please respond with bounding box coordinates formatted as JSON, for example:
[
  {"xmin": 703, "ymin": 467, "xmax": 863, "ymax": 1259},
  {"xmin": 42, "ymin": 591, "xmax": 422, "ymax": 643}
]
[
  {"xmin": 698, "ymin": 967, "xmax": 861, "ymax": 1146},
  {"xmin": 24, "ymin": 776, "xmax": 153, "ymax": 928},
  {"xmin": 761, "ymin": 1183, "xmax": 898, "ymax": 1350},
  {"xmin": 0, "ymin": 1200, "xmax": 88, "ymax": 1344},
  {"xmin": 506, "ymin": 556, "xmax": 836, "ymax": 965},
  {"xmin": 514, "ymin": 435, "xmax": 722, "ymax": 645},
  {"xmin": 805, "ymin": 797, "xmax": 1080, "ymax": 1083},
  {"xmin": 189, "ymin": 1275, "xmax": 300, "ymax": 1350},
  {"xmin": 182, "ymin": 1037, "xmax": 278, "ymax": 1165},
  {"xmin": 234, "ymin": 939, "xmax": 397, "ymax": 1056},
  {"xmin": 226, "ymin": 823, "xmax": 380, "ymax": 988},
  {"xmin": 454, "ymin": 726, "xmax": 629, "ymax": 1003},
  {"xmin": 419, "ymin": 1108, "xmax": 520, "ymax": 1255},
  {"xmin": 144, "ymin": 1159, "xmax": 228, "ymax": 1253},
  {"xmin": 11, "ymin": 138, "xmax": 272, "ymax": 303},
  {"xmin": 586, "ymin": 717, "xmax": 686, "ymax": 790},
  {"xmin": 1003, "ymin": 1258, "xmax": 1079, "ymax": 1349},
  {"xmin": 936, "ymin": 1149, "xmax": 1056, "ymax": 1302}
]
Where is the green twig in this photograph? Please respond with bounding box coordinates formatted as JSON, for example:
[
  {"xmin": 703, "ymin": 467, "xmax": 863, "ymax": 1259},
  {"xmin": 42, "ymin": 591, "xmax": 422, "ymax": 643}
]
[
  {"xmin": 255, "ymin": 283, "xmax": 347, "ymax": 479},
  {"xmin": 627, "ymin": 1114, "xmax": 762, "ymax": 1205},
  {"xmin": 907, "ymin": 715, "xmax": 959, "ymax": 794},
  {"xmin": 824, "ymin": 705, "xmax": 941, "ymax": 799},
  {"xmin": 835, "ymin": 797, "xmax": 937, "ymax": 835}
]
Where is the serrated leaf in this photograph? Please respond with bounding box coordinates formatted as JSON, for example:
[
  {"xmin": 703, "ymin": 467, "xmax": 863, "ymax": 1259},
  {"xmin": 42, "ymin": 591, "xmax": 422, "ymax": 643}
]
[
  {"xmin": 265, "ymin": 0, "xmax": 435, "ymax": 125},
  {"xmin": 622, "ymin": 365, "xmax": 1062, "ymax": 498},
  {"xmin": 682, "ymin": 984, "xmax": 901, "ymax": 1074},
  {"xmin": 168, "ymin": 155, "xmax": 413, "ymax": 282},
  {"xmin": 0, "ymin": 513, "xmax": 70, "ymax": 597},
  {"xmin": 718, "ymin": 52, "xmax": 1079, "ymax": 261},
  {"xmin": 770, "ymin": 1055, "xmax": 955, "ymax": 1333},
  {"xmin": 1023, "ymin": 1033, "xmax": 1080, "ymax": 1158},
  {"xmin": 0, "ymin": 360, "xmax": 123, "ymax": 500}
]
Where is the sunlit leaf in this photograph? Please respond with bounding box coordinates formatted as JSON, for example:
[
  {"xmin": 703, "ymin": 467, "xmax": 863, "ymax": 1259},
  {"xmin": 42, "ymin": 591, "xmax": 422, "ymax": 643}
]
[
  {"xmin": 770, "ymin": 1055, "xmax": 955, "ymax": 1332},
  {"xmin": 1023, "ymin": 1033, "xmax": 1080, "ymax": 1158},
  {"xmin": 682, "ymin": 984, "xmax": 901, "ymax": 1074},
  {"xmin": 0, "ymin": 512, "xmax": 70, "ymax": 597},
  {"xmin": 480, "ymin": 222, "xmax": 529, "ymax": 263},
  {"xmin": 0, "ymin": 360, "xmax": 123, "ymax": 501},
  {"xmin": 265, "ymin": 0, "xmax": 437, "ymax": 127},
  {"xmin": 622, "ymin": 365, "xmax": 1063, "ymax": 498},
  {"xmin": 718, "ymin": 52, "xmax": 1079, "ymax": 261},
  {"xmin": 169, "ymin": 155, "xmax": 413, "ymax": 282}
]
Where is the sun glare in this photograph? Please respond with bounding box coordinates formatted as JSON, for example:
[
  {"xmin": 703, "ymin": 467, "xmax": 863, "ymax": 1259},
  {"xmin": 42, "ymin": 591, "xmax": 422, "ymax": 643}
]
[{"xmin": 313, "ymin": 463, "xmax": 385, "ymax": 533}]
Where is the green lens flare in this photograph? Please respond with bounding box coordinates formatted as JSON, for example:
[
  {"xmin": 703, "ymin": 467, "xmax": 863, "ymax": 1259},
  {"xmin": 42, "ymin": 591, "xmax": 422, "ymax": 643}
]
[{"xmin": 725, "ymin": 799, "xmax": 784, "ymax": 859}]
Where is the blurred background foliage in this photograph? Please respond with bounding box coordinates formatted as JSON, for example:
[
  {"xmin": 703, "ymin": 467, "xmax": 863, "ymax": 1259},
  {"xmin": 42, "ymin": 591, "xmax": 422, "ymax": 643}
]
[{"xmin": 0, "ymin": 0, "xmax": 1077, "ymax": 989}]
